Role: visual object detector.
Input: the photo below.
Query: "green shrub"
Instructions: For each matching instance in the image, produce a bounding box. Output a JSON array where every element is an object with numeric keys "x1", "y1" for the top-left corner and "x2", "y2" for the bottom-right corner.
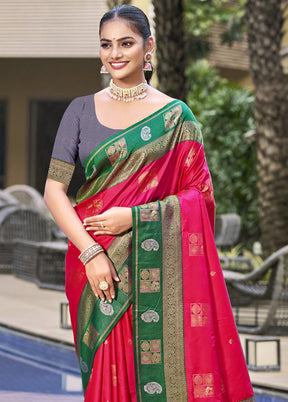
[{"x1": 186, "y1": 60, "x2": 259, "y2": 247}]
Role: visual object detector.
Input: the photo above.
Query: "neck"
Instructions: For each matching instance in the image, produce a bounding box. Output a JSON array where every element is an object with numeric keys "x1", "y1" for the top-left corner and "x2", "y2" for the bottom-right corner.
[{"x1": 112, "y1": 73, "x2": 147, "y2": 89}]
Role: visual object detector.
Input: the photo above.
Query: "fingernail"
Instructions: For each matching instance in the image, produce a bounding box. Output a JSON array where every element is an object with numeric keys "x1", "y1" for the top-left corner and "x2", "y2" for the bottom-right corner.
[
  {"x1": 93, "y1": 232, "x2": 97, "y2": 235},
  {"x1": 101, "y1": 298, "x2": 105, "y2": 302},
  {"x1": 111, "y1": 295, "x2": 115, "y2": 299},
  {"x1": 109, "y1": 299, "x2": 112, "y2": 303},
  {"x1": 116, "y1": 277, "x2": 120, "y2": 282},
  {"x1": 95, "y1": 294, "x2": 98, "y2": 298}
]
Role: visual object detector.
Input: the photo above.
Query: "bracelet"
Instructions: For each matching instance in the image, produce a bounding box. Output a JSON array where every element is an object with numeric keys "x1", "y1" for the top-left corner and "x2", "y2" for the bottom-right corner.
[{"x1": 79, "y1": 243, "x2": 104, "y2": 265}]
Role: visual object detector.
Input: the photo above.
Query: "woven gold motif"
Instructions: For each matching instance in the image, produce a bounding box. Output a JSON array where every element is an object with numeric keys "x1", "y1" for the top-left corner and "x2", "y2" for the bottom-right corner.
[
  {"x1": 189, "y1": 233, "x2": 204, "y2": 256},
  {"x1": 181, "y1": 120, "x2": 203, "y2": 143},
  {"x1": 82, "y1": 322, "x2": 99, "y2": 350},
  {"x1": 191, "y1": 303, "x2": 210, "y2": 327},
  {"x1": 86, "y1": 198, "x2": 103, "y2": 216},
  {"x1": 47, "y1": 158, "x2": 75, "y2": 186},
  {"x1": 111, "y1": 364, "x2": 117, "y2": 387},
  {"x1": 140, "y1": 205, "x2": 160, "y2": 222},
  {"x1": 138, "y1": 169, "x2": 159, "y2": 192},
  {"x1": 105, "y1": 137, "x2": 128, "y2": 166},
  {"x1": 185, "y1": 147, "x2": 197, "y2": 168},
  {"x1": 193, "y1": 373, "x2": 214, "y2": 398},
  {"x1": 140, "y1": 269, "x2": 160, "y2": 293},
  {"x1": 116, "y1": 264, "x2": 131, "y2": 295},
  {"x1": 141, "y1": 340, "x2": 161, "y2": 365},
  {"x1": 163, "y1": 105, "x2": 182, "y2": 131}
]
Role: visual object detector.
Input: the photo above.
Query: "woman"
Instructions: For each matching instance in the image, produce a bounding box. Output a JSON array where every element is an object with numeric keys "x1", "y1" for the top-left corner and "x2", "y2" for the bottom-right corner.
[{"x1": 44, "y1": 5, "x2": 255, "y2": 402}]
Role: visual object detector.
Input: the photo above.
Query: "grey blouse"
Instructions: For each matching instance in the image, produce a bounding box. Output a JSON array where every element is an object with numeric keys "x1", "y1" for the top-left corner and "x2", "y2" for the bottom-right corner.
[{"x1": 48, "y1": 94, "x2": 121, "y2": 185}]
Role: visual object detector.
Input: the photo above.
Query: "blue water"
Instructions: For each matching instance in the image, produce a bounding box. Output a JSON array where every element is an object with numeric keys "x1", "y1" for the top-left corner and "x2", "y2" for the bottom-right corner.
[
  {"x1": 0, "y1": 327, "x2": 287, "y2": 401},
  {"x1": 0, "y1": 327, "x2": 83, "y2": 400}
]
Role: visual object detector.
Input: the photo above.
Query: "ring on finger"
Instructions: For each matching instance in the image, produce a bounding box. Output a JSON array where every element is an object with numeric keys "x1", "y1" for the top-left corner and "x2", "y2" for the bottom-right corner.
[
  {"x1": 99, "y1": 280, "x2": 109, "y2": 291},
  {"x1": 100, "y1": 221, "x2": 104, "y2": 228}
]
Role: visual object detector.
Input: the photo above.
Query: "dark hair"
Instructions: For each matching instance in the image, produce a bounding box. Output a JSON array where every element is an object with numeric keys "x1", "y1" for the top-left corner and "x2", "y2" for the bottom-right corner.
[{"x1": 99, "y1": 5, "x2": 153, "y2": 83}]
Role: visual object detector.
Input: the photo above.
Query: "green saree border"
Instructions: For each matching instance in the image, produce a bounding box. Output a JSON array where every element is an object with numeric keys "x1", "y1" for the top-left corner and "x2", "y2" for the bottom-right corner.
[
  {"x1": 76, "y1": 232, "x2": 133, "y2": 392},
  {"x1": 132, "y1": 197, "x2": 187, "y2": 401},
  {"x1": 85, "y1": 99, "x2": 179, "y2": 171}
]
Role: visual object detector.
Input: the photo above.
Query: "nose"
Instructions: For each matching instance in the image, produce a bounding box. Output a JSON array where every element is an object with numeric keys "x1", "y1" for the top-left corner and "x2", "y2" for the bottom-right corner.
[{"x1": 110, "y1": 44, "x2": 122, "y2": 59}]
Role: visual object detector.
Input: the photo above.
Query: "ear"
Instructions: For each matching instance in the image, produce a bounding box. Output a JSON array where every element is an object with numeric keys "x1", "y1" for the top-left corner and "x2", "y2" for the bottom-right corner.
[{"x1": 145, "y1": 36, "x2": 155, "y2": 54}]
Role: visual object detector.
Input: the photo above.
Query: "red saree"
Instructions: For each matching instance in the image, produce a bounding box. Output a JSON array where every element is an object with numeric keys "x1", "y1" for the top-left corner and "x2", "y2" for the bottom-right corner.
[{"x1": 65, "y1": 100, "x2": 255, "y2": 401}]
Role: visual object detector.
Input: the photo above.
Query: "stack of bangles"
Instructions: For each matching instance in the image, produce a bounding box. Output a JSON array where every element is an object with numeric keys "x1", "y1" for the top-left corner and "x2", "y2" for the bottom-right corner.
[{"x1": 78, "y1": 243, "x2": 104, "y2": 265}]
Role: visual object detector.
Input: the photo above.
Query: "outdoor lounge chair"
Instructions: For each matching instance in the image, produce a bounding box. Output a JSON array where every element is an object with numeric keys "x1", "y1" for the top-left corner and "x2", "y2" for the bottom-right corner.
[
  {"x1": 223, "y1": 245, "x2": 288, "y2": 334},
  {"x1": 4, "y1": 184, "x2": 50, "y2": 216}
]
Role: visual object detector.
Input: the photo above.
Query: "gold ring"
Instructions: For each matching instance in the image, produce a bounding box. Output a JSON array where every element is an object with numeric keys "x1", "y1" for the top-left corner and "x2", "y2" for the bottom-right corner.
[{"x1": 99, "y1": 281, "x2": 109, "y2": 291}]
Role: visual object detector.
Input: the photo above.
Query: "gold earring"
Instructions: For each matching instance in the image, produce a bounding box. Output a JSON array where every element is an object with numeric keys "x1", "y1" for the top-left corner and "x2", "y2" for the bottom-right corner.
[
  {"x1": 143, "y1": 52, "x2": 153, "y2": 71},
  {"x1": 100, "y1": 65, "x2": 109, "y2": 74}
]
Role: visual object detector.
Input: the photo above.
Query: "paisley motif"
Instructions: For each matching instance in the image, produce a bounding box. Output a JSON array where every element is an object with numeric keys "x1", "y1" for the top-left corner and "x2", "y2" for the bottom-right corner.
[
  {"x1": 99, "y1": 300, "x2": 114, "y2": 316},
  {"x1": 80, "y1": 357, "x2": 88, "y2": 373},
  {"x1": 141, "y1": 310, "x2": 160, "y2": 323},
  {"x1": 144, "y1": 382, "x2": 163, "y2": 394},
  {"x1": 141, "y1": 126, "x2": 152, "y2": 141},
  {"x1": 141, "y1": 239, "x2": 159, "y2": 252}
]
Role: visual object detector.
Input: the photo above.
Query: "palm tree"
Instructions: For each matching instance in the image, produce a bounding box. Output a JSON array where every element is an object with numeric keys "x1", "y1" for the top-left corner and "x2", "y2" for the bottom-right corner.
[
  {"x1": 152, "y1": 0, "x2": 186, "y2": 100},
  {"x1": 246, "y1": 0, "x2": 288, "y2": 257}
]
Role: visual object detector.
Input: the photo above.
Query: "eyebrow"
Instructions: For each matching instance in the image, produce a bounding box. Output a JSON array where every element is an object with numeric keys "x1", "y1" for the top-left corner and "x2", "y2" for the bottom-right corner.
[{"x1": 100, "y1": 36, "x2": 135, "y2": 43}]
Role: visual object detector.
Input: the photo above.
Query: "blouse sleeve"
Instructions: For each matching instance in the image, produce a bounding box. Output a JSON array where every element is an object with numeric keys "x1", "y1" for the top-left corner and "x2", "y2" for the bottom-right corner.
[{"x1": 47, "y1": 98, "x2": 81, "y2": 186}]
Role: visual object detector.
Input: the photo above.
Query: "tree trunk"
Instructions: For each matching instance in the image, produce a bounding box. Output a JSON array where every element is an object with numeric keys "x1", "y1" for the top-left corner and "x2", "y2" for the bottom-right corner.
[
  {"x1": 246, "y1": 0, "x2": 288, "y2": 257},
  {"x1": 152, "y1": 0, "x2": 186, "y2": 100}
]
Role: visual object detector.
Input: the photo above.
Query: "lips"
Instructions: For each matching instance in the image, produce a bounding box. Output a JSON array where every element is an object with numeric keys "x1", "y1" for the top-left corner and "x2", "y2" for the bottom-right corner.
[{"x1": 109, "y1": 61, "x2": 129, "y2": 70}]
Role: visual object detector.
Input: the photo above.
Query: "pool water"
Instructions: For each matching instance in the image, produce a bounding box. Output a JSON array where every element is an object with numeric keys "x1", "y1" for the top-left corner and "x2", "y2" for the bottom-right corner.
[
  {"x1": 0, "y1": 327, "x2": 83, "y2": 401},
  {"x1": 0, "y1": 327, "x2": 287, "y2": 402}
]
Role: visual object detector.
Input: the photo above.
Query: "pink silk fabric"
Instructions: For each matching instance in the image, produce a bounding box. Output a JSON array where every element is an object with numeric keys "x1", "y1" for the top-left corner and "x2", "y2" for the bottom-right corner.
[{"x1": 65, "y1": 113, "x2": 254, "y2": 401}]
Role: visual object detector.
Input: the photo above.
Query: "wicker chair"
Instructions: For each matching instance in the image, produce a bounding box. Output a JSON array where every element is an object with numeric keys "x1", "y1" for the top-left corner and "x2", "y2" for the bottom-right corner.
[
  {"x1": 4, "y1": 184, "x2": 50, "y2": 216},
  {"x1": 0, "y1": 206, "x2": 54, "y2": 274},
  {"x1": 13, "y1": 240, "x2": 67, "y2": 290},
  {"x1": 223, "y1": 245, "x2": 288, "y2": 334},
  {"x1": 0, "y1": 190, "x2": 19, "y2": 209}
]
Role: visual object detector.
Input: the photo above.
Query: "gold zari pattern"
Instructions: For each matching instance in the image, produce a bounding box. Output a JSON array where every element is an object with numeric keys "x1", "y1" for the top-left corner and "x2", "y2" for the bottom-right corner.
[
  {"x1": 191, "y1": 303, "x2": 210, "y2": 327},
  {"x1": 47, "y1": 158, "x2": 75, "y2": 186},
  {"x1": 140, "y1": 340, "x2": 161, "y2": 365}
]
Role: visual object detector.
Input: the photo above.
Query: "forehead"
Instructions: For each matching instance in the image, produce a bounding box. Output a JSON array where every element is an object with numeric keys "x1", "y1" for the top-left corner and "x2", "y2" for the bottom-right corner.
[{"x1": 100, "y1": 18, "x2": 142, "y2": 39}]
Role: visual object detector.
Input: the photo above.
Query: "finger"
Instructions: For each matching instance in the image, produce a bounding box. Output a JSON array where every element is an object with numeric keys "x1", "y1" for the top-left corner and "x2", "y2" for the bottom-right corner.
[
  {"x1": 106, "y1": 278, "x2": 115, "y2": 301},
  {"x1": 88, "y1": 277, "x2": 99, "y2": 298},
  {"x1": 93, "y1": 229, "x2": 114, "y2": 236},
  {"x1": 110, "y1": 265, "x2": 120, "y2": 282},
  {"x1": 98, "y1": 290, "x2": 105, "y2": 301}
]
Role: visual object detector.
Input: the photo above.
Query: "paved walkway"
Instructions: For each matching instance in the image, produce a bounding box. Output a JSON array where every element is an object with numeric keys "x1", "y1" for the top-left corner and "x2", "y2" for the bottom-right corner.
[{"x1": 0, "y1": 274, "x2": 288, "y2": 394}]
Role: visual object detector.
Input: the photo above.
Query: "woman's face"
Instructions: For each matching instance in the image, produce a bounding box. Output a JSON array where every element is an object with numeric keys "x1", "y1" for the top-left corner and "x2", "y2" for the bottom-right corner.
[{"x1": 100, "y1": 18, "x2": 153, "y2": 86}]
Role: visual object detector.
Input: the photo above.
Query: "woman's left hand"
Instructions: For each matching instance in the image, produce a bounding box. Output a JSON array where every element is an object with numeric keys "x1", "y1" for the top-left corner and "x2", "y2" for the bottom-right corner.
[{"x1": 84, "y1": 207, "x2": 132, "y2": 236}]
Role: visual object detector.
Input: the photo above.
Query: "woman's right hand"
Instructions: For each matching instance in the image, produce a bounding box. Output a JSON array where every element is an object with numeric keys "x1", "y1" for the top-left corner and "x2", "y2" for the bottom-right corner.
[{"x1": 85, "y1": 252, "x2": 120, "y2": 303}]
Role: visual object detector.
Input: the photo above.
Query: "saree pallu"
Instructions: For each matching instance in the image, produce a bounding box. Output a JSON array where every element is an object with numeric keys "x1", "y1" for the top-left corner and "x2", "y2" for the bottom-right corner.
[{"x1": 65, "y1": 100, "x2": 255, "y2": 401}]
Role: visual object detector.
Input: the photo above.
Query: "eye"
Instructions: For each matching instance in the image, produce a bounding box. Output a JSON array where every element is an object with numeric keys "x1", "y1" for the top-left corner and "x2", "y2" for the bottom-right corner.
[
  {"x1": 122, "y1": 41, "x2": 134, "y2": 47},
  {"x1": 100, "y1": 42, "x2": 111, "y2": 49}
]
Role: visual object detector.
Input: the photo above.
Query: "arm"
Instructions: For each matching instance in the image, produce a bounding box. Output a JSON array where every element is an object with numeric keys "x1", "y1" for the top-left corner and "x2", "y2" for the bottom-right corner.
[{"x1": 44, "y1": 178, "x2": 119, "y2": 302}]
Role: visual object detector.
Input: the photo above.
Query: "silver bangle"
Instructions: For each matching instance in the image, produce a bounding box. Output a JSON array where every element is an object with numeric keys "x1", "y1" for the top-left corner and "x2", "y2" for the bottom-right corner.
[{"x1": 79, "y1": 243, "x2": 104, "y2": 265}]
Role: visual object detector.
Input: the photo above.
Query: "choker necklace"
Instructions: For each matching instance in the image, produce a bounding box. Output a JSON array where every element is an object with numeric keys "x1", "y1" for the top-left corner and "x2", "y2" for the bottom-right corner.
[{"x1": 108, "y1": 79, "x2": 148, "y2": 102}]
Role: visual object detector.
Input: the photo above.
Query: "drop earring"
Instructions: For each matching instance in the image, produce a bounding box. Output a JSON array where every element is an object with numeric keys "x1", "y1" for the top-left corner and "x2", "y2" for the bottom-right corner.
[
  {"x1": 100, "y1": 65, "x2": 109, "y2": 74},
  {"x1": 143, "y1": 52, "x2": 153, "y2": 71}
]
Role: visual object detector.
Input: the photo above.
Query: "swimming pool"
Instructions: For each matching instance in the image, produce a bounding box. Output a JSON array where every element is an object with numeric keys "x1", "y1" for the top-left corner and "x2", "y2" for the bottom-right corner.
[
  {"x1": 0, "y1": 326, "x2": 287, "y2": 401},
  {"x1": 0, "y1": 326, "x2": 83, "y2": 401}
]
